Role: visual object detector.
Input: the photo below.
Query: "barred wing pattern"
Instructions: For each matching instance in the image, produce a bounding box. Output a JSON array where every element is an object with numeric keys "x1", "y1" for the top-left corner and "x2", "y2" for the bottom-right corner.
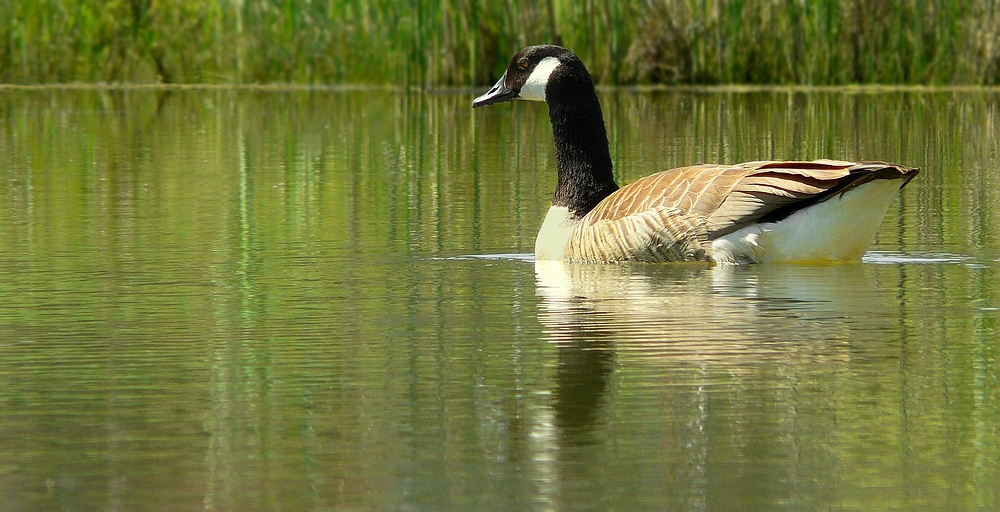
[{"x1": 564, "y1": 160, "x2": 917, "y2": 263}]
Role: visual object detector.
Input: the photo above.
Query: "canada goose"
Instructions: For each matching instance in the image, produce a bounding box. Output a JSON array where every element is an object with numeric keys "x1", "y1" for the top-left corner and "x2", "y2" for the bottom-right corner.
[{"x1": 472, "y1": 45, "x2": 919, "y2": 263}]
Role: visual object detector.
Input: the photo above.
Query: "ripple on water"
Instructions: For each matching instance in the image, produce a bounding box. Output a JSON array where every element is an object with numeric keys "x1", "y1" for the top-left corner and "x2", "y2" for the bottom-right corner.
[
  {"x1": 435, "y1": 253, "x2": 536, "y2": 262},
  {"x1": 448, "y1": 251, "x2": 994, "y2": 267},
  {"x1": 863, "y1": 250, "x2": 980, "y2": 265}
]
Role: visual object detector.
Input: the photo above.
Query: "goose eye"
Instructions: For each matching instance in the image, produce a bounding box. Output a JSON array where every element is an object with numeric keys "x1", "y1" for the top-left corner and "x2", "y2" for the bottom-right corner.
[{"x1": 518, "y1": 58, "x2": 529, "y2": 70}]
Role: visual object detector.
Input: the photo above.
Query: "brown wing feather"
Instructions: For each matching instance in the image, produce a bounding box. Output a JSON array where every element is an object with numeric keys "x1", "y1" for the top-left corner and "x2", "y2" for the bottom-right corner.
[{"x1": 565, "y1": 160, "x2": 918, "y2": 262}]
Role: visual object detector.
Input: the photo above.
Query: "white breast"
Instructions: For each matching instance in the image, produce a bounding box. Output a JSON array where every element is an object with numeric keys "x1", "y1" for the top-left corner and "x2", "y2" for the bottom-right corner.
[{"x1": 534, "y1": 206, "x2": 581, "y2": 260}]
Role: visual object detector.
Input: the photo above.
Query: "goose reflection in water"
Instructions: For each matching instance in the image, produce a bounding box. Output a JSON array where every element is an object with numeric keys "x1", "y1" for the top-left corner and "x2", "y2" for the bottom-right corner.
[
  {"x1": 533, "y1": 260, "x2": 894, "y2": 361},
  {"x1": 528, "y1": 261, "x2": 899, "y2": 506}
]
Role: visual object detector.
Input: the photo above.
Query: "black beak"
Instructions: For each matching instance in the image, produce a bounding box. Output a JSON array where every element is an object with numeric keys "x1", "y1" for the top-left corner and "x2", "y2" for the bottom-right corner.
[{"x1": 473, "y1": 73, "x2": 517, "y2": 108}]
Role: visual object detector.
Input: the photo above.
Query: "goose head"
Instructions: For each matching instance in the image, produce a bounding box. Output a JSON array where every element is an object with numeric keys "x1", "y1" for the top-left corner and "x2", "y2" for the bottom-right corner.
[
  {"x1": 472, "y1": 46, "x2": 618, "y2": 220},
  {"x1": 473, "y1": 45, "x2": 586, "y2": 107}
]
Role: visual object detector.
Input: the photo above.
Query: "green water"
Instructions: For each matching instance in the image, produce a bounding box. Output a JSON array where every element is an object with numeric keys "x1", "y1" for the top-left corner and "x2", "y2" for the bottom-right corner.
[{"x1": 0, "y1": 89, "x2": 998, "y2": 510}]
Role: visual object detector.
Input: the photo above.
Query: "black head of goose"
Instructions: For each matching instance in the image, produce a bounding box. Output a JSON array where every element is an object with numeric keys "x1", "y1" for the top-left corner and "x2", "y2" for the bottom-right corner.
[{"x1": 473, "y1": 45, "x2": 919, "y2": 264}]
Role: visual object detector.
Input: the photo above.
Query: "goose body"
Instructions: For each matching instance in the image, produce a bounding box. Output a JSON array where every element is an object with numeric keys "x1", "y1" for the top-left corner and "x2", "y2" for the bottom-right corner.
[{"x1": 473, "y1": 45, "x2": 918, "y2": 263}]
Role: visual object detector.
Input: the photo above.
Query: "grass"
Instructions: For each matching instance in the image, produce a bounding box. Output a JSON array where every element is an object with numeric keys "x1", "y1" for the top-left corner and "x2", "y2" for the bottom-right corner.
[{"x1": 2, "y1": 0, "x2": 999, "y2": 86}]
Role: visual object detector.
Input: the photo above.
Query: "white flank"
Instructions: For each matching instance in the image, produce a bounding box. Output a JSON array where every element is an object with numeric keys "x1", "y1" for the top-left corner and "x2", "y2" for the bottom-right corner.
[
  {"x1": 710, "y1": 178, "x2": 903, "y2": 263},
  {"x1": 535, "y1": 205, "x2": 581, "y2": 260},
  {"x1": 519, "y1": 57, "x2": 561, "y2": 102}
]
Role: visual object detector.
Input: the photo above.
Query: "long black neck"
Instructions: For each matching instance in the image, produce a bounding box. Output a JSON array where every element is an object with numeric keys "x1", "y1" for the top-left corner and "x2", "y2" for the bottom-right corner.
[{"x1": 547, "y1": 85, "x2": 618, "y2": 218}]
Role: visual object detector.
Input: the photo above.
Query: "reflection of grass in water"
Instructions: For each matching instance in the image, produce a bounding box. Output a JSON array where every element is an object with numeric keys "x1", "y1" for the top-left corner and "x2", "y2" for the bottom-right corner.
[
  {"x1": 0, "y1": 89, "x2": 996, "y2": 261},
  {"x1": 2, "y1": 0, "x2": 1000, "y2": 86},
  {"x1": 0, "y1": 88, "x2": 996, "y2": 512}
]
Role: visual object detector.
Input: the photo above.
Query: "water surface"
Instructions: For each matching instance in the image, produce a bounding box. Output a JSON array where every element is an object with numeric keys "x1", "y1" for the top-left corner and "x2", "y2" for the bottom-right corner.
[{"x1": 1, "y1": 88, "x2": 998, "y2": 510}]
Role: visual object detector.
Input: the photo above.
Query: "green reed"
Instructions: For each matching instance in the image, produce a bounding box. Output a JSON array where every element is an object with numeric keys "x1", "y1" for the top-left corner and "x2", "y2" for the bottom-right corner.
[{"x1": 2, "y1": 0, "x2": 999, "y2": 86}]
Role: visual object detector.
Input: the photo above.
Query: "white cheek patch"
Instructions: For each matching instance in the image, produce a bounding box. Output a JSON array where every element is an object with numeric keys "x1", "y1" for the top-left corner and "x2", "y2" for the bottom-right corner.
[{"x1": 519, "y1": 57, "x2": 560, "y2": 102}]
